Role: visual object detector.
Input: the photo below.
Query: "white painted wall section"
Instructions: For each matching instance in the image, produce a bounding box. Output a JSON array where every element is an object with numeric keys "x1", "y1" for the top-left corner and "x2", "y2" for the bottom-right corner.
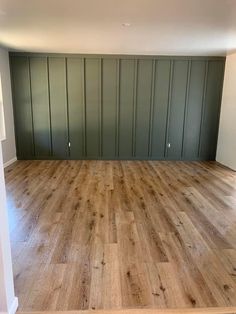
[{"x1": 216, "y1": 53, "x2": 236, "y2": 171}]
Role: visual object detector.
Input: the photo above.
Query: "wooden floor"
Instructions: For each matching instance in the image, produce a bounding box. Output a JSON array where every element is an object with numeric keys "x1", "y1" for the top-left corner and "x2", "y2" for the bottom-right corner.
[
  {"x1": 16, "y1": 307, "x2": 236, "y2": 314},
  {"x1": 5, "y1": 160, "x2": 236, "y2": 312}
]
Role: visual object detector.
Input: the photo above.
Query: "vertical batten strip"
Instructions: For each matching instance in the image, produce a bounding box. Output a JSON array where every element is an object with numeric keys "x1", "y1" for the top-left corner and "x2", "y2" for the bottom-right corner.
[
  {"x1": 28, "y1": 57, "x2": 35, "y2": 157},
  {"x1": 181, "y1": 60, "x2": 192, "y2": 158},
  {"x1": 198, "y1": 60, "x2": 209, "y2": 158},
  {"x1": 164, "y1": 60, "x2": 174, "y2": 158},
  {"x1": 132, "y1": 59, "x2": 138, "y2": 157},
  {"x1": 116, "y1": 59, "x2": 120, "y2": 157},
  {"x1": 46, "y1": 57, "x2": 53, "y2": 156},
  {"x1": 82, "y1": 58, "x2": 87, "y2": 157},
  {"x1": 148, "y1": 59, "x2": 156, "y2": 157},
  {"x1": 215, "y1": 61, "x2": 226, "y2": 149},
  {"x1": 65, "y1": 57, "x2": 70, "y2": 157},
  {"x1": 100, "y1": 58, "x2": 103, "y2": 157}
]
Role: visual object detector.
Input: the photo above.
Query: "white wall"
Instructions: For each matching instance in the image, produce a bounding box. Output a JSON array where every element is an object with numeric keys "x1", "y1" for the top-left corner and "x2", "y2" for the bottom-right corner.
[
  {"x1": 216, "y1": 53, "x2": 236, "y2": 171},
  {"x1": 0, "y1": 47, "x2": 16, "y2": 167}
]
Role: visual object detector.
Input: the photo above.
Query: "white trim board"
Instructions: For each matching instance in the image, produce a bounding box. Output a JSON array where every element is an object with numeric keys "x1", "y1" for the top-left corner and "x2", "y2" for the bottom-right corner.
[
  {"x1": 1, "y1": 297, "x2": 19, "y2": 314},
  {"x1": 9, "y1": 297, "x2": 18, "y2": 314},
  {"x1": 0, "y1": 143, "x2": 18, "y2": 314},
  {"x1": 3, "y1": 157, "x2": 17, "y2": 168}
]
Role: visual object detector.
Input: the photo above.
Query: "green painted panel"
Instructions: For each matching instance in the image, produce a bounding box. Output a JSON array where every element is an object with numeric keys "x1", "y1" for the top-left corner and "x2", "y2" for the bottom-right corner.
[
  {"x1": 200, "y1": 61, "x2": 224, "y2": 160},
  {"x1": 30, "y1": 57, "x2": 51, "y2": 157},
  {"x1": 183, "y1": 61, "x2": 206, "y2": 159},
  {"x1": 151, "y1": 60, "x2": 171, "y2": 158},
  {"x1": 67, "y1": 58, "x2": 84, "y2": 158},
  {"x1": 135, "y1": 59, "x2": 152, "y2": 157},
  {"x1": 119, "y1": 59, "x2": 135, "y2": 158},
  {"x1": 85, "y1": 58, "x2": 101, "y2": 157},
  {"x1": 48, "y1": 57, "x2": 69, "y2": 158},
  {"x1": 11, "y1": 57, "x2": 34, "y2": 158},
  {"x1": 102, "y1": 59, "x2": 117, "y2": 158},
  {"x1": 167, "y1": 60, "x2": 188, "y2": 159}
]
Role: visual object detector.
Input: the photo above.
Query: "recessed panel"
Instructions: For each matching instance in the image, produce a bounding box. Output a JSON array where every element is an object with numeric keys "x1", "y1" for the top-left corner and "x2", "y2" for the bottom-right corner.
[
  {"x1": 119, "y1": 59, "x2": 135, "y2": 158},
  {"x1": 151, "y1": 60, "x2": 171, "y2": 159},
  {"x1": 167, "y1": 60, "x2": 188, "y2": 159},
  {"x1": 102, "y1": 59, "x2": 118, "y2": 158},
  {"x1": 67, "y1": 58, "x2": 84, "y2": 158},
  {"x1": 135, "y1": 59, "x2": 153, "y2": 157},
  {"x1": 11, "y1": 57, "x2": 34, "y2": 158},
  {"x1": 85, "y1": 58, "x2": 101, "y2": 157},
  {"x1": 30, "y1": 57, "x2": 51, "y2": 157},
  {"x1": 48, "y1": 57, "x2": 68, "y2": 158}
]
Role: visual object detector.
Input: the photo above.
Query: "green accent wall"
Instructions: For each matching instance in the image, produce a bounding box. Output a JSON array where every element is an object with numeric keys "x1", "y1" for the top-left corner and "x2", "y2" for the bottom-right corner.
[{"x1": 9, "y1": 53, "x2": 225, "y2": 160}]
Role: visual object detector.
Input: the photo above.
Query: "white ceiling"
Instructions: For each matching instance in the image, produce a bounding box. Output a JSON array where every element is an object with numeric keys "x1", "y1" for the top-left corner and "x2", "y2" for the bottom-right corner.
[{"x1": 0, "y1": 0, "x2": 236, "y2": 56}]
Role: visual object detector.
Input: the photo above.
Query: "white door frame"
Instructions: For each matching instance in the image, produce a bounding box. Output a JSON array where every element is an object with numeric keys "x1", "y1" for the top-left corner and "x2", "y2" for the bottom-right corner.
[{"x1": 0, "y1": 144, "x2": 18, "y2": 314}]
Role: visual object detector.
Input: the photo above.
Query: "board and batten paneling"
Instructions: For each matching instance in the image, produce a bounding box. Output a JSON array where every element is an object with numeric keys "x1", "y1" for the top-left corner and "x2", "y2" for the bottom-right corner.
[{"x1": 10, "y1": 53, "x2": 225, "y2": 161}]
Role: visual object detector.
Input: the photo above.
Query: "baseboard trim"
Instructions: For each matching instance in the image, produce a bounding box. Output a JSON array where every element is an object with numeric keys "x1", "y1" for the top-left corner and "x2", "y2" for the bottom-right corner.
[
  {"x1": 3, "y1": 157, "x2": 17, "y2": 168},
  {"x1": 215, "y1": 160, "x2": 236, "y2": 172},
  {"x1": 0, "y1": 297, "x2": 18, "y2": 314},
  {"x1": 8, "y1": 297, "x2": 18, "y2": 314}
]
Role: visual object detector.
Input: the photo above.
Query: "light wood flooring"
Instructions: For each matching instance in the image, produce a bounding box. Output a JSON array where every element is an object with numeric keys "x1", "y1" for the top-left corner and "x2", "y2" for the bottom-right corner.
[
  {"x1": 5, "y1": 160, "x2": 236, "y2": 312},
  {"x1": 16, "y1": 307, "x2": 236, "y2": 314}
]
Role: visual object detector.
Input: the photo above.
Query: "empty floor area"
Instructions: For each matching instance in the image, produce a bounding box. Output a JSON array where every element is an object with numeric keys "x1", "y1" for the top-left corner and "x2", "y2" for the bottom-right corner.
[{"x1": 5, "y1": 160, "x2": 236, "y2": 312}]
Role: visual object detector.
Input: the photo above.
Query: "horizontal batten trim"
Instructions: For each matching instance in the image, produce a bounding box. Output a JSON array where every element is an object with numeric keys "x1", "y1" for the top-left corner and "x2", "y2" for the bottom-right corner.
[{"x1": 9, "y1": 52, "x2": 226, "y2": 62}]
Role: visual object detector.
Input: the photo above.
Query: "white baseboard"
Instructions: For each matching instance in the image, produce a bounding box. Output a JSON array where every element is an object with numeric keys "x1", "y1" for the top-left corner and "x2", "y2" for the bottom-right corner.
[
  {"x1": 3, "y1": 157, "x2": 17, "y2": 168},
  {"x1": 8, "y1": 297, "x2": 18, "y2": 314},
  {"x1": 0, "y1": 297, "x2": 18, "y2": 314}
]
